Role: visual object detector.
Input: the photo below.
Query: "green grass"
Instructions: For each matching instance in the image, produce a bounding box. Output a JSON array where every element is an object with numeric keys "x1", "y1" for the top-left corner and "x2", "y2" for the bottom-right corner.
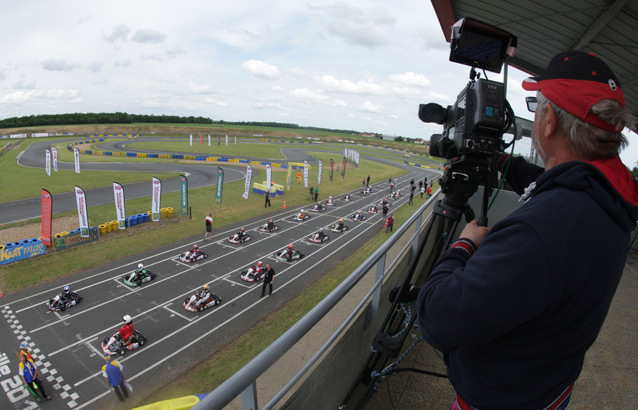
[
  {"x1": 127, "y1": 140, "x2": 288, "y2": 159},
  {"x1": 0, "y1": 153, "x2": 407, "y2": 293},
  {"x1": 138, "y1": 184, "x2": 436, "y2": 405},
  {"x1": 0, "y1": 139, "x2": 179, "y2": 203}
]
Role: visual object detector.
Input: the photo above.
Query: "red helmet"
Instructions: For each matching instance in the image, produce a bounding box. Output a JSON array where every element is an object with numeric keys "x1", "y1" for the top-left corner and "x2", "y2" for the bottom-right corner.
[
  {"x1": 240, "y1": 228, "x2": 245, "y2": 232},
  {"x1": 257, "y1": 261, "x2": 263, "y2": 267},
  {"x1": 288, "y1": 244, "x2": 294, "y2": 249}
]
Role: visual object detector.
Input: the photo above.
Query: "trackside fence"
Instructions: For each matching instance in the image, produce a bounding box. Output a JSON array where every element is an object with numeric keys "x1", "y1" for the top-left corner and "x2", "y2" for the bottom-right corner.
[{"x1": 192, "y1": 189, "x2": 443, "y2": 410}]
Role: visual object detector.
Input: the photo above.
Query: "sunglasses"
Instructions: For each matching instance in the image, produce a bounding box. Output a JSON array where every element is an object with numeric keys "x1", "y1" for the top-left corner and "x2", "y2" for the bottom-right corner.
[{"x1": 526, "y1": 96, "x2": 537, "y2": 112}]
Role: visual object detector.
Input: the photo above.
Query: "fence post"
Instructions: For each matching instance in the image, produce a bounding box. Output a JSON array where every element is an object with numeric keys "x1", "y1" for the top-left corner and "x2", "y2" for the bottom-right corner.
[
  {"x1": 367, "y1": 253, "x2": 386, "y2": 327},
  {"x1": 241, "y1": 381, "x2": 258, "y2": 410}
]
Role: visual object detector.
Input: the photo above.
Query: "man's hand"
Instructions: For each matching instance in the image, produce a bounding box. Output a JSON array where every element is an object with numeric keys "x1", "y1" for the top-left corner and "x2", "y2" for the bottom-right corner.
[{"x1": 459, "y1": 220, "x2": 490, "y2": 248}]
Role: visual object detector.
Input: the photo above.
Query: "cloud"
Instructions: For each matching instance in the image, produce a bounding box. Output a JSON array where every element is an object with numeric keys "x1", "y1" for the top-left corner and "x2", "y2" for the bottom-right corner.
[
  {"x1": 131, "y1": 29, "x2": 167, "y2": 44},
  {"x1": 105, "y1": 24, "x2": 130, "y2": 43},
  {"x1": 359, "y1": 100, "x2": 381, "y2": 113},
  {"x1": 204, "y1": 97, "x2": 228, "y2": 106},
  {"x1": 320, "y1": 75, "x2": 384, "y2": 95},
  {"x1": 114, "y1": 60, "x2": 131, "y2": 68},
  {"x1": 253, "y1": 101, "x2": 283, "y2": 110},
  {"x1": 0, "y1": 89, "x2": 80, "y2": 104},
  {"x1": 88, "y1": 62, "x2": 102, "y2": 73},
  {"x1": 188, "y1": 82, "x2": 212, "y2": 94},
  {"x1": 13, "y1": 78, "x2": 36, "y2": 89},
  {"x1": 289, "y1": 88, "x2": 329, "y2": 102},
  {"x1": 241, "y1": 60, "x2": 279, "y2": 80},
  {"x1": 141, "y1": 47, "x2": 185, "y2": 61},
  {"x1": 42, "y1": 58, "x2": 80, "y2": 72},
  {"x1": 389, "y1": 72, "x2": 430, "y2": 87},
  {"x1": 271, "y1": 86, "x2": 284, "y2": 92}
]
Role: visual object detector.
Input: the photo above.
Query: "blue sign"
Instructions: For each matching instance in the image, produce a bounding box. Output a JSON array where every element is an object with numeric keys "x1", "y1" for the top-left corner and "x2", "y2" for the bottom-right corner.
[{"x1": 0, "y1": 242, "x2": 46, "y2": 265}]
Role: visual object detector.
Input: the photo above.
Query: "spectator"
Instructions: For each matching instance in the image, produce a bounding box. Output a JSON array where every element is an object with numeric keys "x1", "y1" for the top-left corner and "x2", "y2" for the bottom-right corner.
[
  {"x1": 426, "y1": 186, "x2": 432, "y2": 199},
  {"x1": 385, "y1": 214, "x2": 394, "y2": 234},
  {"x1": 19, "y1": 354, "x2": 51, "y2": 402},
  {"x1": 417, "y1": 51, "x2": 637, "y2": 410},
  {"x1": 265, "y1": 191, "x2": 271, "y2": 208},
  {"x1": 308, "y1": 186, "x2": 314, "y2": 200},
  {"x1": 204, "y1": 212, "x2": 213, "y2": 240},
  {"x1": 261, "y1": 263, "x2": 275, "y2": 297},
  {"x1": 409, "y1": 190, "x2": 414, "y2": 205},
  {"x1": 362, "y1": 178, "x2": 366, "y2": 188},
  {"x1": 382, "y1": 203, "x2": 389, "y2": 222},
  {"x1": 390, "y1": 182, "x2": 394, "y2": 193},
  {"x1": 420, "y1": 185, "x2": 425, "y2": 199},
  {"x1": 314, "y1": 186, "x2": 319, "y2": 201},
  {"x1": 102, "y1": 353, "x2": 129, "y2": 402},
  {"x1": 367, "y1": 175, "x2": 370, "y2": 186}
]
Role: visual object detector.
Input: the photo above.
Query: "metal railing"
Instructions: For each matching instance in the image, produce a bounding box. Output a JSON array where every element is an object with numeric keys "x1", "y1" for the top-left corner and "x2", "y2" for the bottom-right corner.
[{"x1": 192, "y1": 190, "x2": 442, "y2": 409}]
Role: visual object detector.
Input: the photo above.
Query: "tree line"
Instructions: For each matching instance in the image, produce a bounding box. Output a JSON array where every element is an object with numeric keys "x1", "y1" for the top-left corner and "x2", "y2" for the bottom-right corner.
[{"x1": 0, "y1": 113, "x2": 213, "y2": 128}]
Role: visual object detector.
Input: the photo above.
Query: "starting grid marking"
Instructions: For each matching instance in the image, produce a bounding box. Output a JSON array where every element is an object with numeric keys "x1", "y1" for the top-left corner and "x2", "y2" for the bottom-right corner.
[{"x1": 2, "y1": 306, "x2": 80, "y2": 408}]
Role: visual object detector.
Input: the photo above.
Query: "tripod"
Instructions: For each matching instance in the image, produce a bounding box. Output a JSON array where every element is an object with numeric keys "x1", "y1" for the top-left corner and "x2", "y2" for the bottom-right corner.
[{"x1": 340, "y1": 156, "x2": 494, "y2": 409}]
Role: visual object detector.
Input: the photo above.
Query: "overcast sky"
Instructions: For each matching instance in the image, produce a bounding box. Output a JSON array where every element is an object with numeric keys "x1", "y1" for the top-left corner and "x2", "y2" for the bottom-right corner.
[{"x1": 1, "y1": 0, "x2": 636, "y2": 166}]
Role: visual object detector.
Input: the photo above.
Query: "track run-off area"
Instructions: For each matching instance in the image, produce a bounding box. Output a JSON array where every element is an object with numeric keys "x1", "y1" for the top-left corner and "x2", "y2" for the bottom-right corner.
[{"x1": 0, "y1": 138, "x2": 438, "y2": 409}]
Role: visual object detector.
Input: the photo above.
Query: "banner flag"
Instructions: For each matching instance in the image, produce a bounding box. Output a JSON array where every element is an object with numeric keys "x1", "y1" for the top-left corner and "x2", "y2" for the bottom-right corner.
[
  {"x1": 200, "y1": 134, "x2": 203, "y2": 146},
  {"x1": 225, "y1": 134, "x2": 228, "y2": 147},
  {"x1": 234, "y1": 136, "x2": 237, "y2": 145},
  {"x1": 180, "y1": 175, "x2": 189, "y2": 215},
  {"x1": 266, "y1": 164, "x2": 272, "y2": 192},
  {"x1": 52, "y1": 147, "x2": 58, "y2": 172},
  {"x1": 208, "y1": 134, "x2": 211, "y2": 146},
  {"x1": 113, "y1": 182, "x2": 127, "y2": 230},
  {"x1": 218, "y1": 135, "x2": 221, "y2": 145},
  {"x1": 189, "y1": 134, "x2": 193, "y2": 146},
  {"x1": 242, "y1": 165, "x2": 252, "y2": 199},
  {"x1": 355, "y1": 151, "x2": 359, "y2": 166},
  {"x1": 45, "y1": 149, "x2": 51, "y2": 176},
  {"x1": 330, "y1": 159, "x2": 334, "y2": 182},
  {"x1": 342, "y1": 157, "x2": 347, "y2": 177},
  {"x1": 152, "y1": 177, "x2": 162, "y2": 221},
  {"x1": 318, "y1": 160, "x2": 323, "y2": 185},
  {"x1": 41, "y1": 189, "x2": 52, "y2": 247},
  {"x1": 304, "y1": 161, "x2": 309, "y2": 188},
  {"x1": 215, "y1": 167, "x2": 224, "y2": 206},
  {"x1": 343, "y1": 147, "x2": 347, "y2": 158},
  {"x1": 75, "y1": 186, "x2": 90, "y2": 237},
  {"x1": 286, "y1": 163, "x2": 292, "y2": 190},
  {"x1": 74, "y1": 148, "x2": 81, "y2": 173}
]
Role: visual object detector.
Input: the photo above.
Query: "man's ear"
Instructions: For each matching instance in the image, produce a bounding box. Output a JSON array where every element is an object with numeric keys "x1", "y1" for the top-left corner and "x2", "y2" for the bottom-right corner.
[{"x1": 542, "y1": 103, "x2": 559, "y2": 139}]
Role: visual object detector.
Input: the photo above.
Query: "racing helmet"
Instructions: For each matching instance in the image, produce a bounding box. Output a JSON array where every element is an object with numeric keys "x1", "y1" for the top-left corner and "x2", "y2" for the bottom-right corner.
[
  {"x1": 300, "y1": 209, "x2": 304, "y2": 213},
  {"x1": 240, "y1": 228, "x2": 245, "y2": 232},
  {"x1": 63, "y1": 285, "x2": 70, "y2": 294},
  {"x1": 269, "y1": 219, "x2": 273, "y2": 223},
  {"x1": 339, "y1": 218, "x2": 344, "y2": 223},
  {"x1": 193, "y1": 244, "x2": 199, "y2": 249},
  {"x1": 329, "y1": 196, "x2": 332, "y2": 199},
  {"x1": 202, "y1": 284, "x2": 209, "y2": 290},
  {"x1": 288, "y1": 244, "x2": 294, "y2": 249},
  {"x1": 122, "y1": 315, "x2": 132, "y2": 324},
  {"x1": 20, "y1": 342, "x2": 29, "y2": 350},
  {"x1": 138, "y1": 263, "x2": 143, "y2": 270},
  {"x1": 257, "y1": 261, "x2": 263, "y2": 267},
  {"x1": 357, "y1": 210, "x2": 361, "y2": 214}
]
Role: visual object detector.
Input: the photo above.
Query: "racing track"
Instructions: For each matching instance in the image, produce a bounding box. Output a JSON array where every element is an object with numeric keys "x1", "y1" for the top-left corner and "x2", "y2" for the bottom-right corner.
[{"x1": 0, "y1": 137, "x2": 439, "y2": 409}]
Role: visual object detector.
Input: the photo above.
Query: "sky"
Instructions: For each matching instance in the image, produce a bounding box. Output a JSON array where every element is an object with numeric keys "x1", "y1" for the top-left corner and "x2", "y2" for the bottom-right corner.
[{"x1": 1, "y1": 0, "x2": 636, "y2": 167}]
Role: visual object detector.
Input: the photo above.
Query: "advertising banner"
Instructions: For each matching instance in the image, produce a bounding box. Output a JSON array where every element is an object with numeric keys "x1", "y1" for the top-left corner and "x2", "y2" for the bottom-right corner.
[
  {"x1": 41, "y1": 189, "x2": 52, "y2": 247},
  {"x1": 208, "y1": 134, "x2": 211, "y2": 146},
  {"x1": 53, "y1": 226, "x2": 99, "y2": 252},
  {"x1": 45, "y1": 149, "x2": 51, "y2": 176},
  {"x1": 189, "y1": 134, "x2": 193, "y2": 146},
  {"x1": 52, "y1": 147, "x2": 58, "y2": 172},
  {"x1": 74, "y1": 148, "x2": 81, "y2": 173},
  {"x1": 152, "y1": 177, "x2": 161, "y2": 221},
  {"x1": 0, "y1": 241, "x2": 46, "y2": 266},
  {"x1": 225, "y1": 134, "x2": 228, "y2": 146},
  {"x1": 234, "y1": 136, "x2": 237, "y2": 145},
  {"x1": 342, "y1": 157, "x2": 347, "y2": 177},
  {"x1": 266, "y1": 164, "x2": 272, "y2": 192},
  {"x1": 286, "y1": 163, "x2": 292, "y2": 190},
  {"x1": 215, "y1": 167, "x2": 224, "y2": 206},
  {"x1": 242, "y1": 165, "x2": 252, "y2": 199},
  {"x1": 330, "y1": 159, "x2": 334, "y2": 182},
  {"x1": 318, "y1": 160, "x2": 323, "y2": 185},
  {"x1": 180, "y1": 175, "x2": 189, "y2": 215},
  {"x1": 304, "y1": 161, "x2": 309, "y2": 188},
  {"x1": 75, "y1": 186, "x2": 90, "y2": 237},
  {"x1": 113, "y1": 182, "x2": 126, "y2": 229},
  {"x1": 200, "y1": 134, "x2": 203, "y2": 146}
]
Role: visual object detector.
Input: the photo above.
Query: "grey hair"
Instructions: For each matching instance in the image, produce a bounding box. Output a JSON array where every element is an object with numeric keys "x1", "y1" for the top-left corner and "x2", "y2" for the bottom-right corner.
[{"x1": 536, "y1": 91, "x2": 632, "y2": 160}]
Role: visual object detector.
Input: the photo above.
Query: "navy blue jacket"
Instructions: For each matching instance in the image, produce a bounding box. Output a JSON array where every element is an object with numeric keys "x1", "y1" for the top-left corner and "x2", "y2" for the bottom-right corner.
[{"x1": 417, "y1": 155, "x2": 638, "y2": 409}]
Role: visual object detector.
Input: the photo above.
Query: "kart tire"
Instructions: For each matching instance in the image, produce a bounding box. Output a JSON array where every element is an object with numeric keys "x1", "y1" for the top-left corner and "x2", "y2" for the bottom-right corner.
[
  {"x1": 198, "y1": 305, "x2": 205, "y2": 312},
  {"x1": 77, "y1": 297, "x2": 83, "y2": 303},
  {"x1": 119, "y1": 349, "x2": 126, "y2": 356},
  {"x1": 60, "y1": 305, "x2": 66, "y2": 312},
  {"x1": 138, "y1": 338, "x2": 146, "y2": 346}
]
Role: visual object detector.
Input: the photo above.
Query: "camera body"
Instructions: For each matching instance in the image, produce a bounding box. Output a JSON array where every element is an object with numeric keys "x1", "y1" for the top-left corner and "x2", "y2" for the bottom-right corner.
[{"x1": 423, "y1": 78, "x2": 506, "y2": 159}]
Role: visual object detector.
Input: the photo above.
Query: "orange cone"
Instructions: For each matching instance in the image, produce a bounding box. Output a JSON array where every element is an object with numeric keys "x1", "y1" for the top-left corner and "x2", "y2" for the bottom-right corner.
[{"x1": 282, "y1": 201, "x2": 287, "y2": 209}]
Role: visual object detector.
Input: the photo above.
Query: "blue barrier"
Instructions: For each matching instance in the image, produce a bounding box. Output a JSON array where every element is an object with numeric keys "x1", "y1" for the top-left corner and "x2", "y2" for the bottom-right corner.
[
  {"x1": 136, "y1": 214, "x2": 146, "y2": 223},
  {"x1": 196, "y1": 156, "x2": 207, "y2": 161},
  {"x1": 129, "y1": 215, "x2": 138, "y2": 227},
  {"x1": 126, "y1": 152, "x2": 136, "y2": 157},
  {"x1": 104, "y1": 151, "x2": 112, "y2": 156},
  {"x1": 143, "y1": 213, "x2": 150, "y2": 223},
  {"x1": 4, "y1": 243, "x2": 13, "y2": 249},
  {"x1": 85, "y1": 150, "x2": 92, "y2": 154}
]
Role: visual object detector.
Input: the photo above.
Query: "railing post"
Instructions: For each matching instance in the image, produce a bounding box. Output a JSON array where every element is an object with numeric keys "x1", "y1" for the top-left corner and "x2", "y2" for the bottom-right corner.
[
  {"x1": 242, "y1": 381, "x2": 258, "y2": 410},
  {"x1": 368, "y1": 253, "x2": 386, "y2": 327},
  {"x1": 411, "y1": 212, "x2": 422, "y2": 257}
]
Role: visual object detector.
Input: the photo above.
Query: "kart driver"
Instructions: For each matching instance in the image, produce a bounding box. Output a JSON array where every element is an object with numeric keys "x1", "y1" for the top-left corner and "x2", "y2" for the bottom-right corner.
[
  {"x1": 337, "y1": 218, "x2": 345, "y2": 232},
  {"x1": 285, "y1": 244, "x2": 295, "y2": 261},
  {"x1": 298, "y1": 210, "x2": 306, "y2": 219},
  {"x1": 57, "y1": 285, "x2": 76, "y2": 306},
  {"x1": 119, "y1": 315, "x2": 134, "y2": 344},
  {"x1": 237, "y1": 228, "x2": 247, "y2": 240},
  {"x1": 267, "y1": 219, "x2": 276, "y2": 231},
  {"x1": 195, "y1": 284, "x2": 211, "y2": 307},
  {"x1": 314, "y1": 230, "x2": 325, "y2": 240},
  {"x1": 327, "y1": 196, "x2": 334, "y2": 205},
  {"x1": 253, "y1": 261, "x2": 264, "y2": 279},
  {"x1": 353, "y1": 210, "x2": 363, "y2": 221},
  {"x1": 189, "y1": 244, "x2": 201, "y2": 255}
]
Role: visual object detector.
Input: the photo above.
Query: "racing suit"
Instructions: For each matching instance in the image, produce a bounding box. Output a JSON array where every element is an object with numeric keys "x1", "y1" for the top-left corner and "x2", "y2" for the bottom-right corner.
[
  {"x1": 267, "y1": 222, "x2": 275, "y2": 231},
  {"x1": 337, "y1": 222, "x2": 345, "y2": 232},
  {"x1": 119, "y1": 323, "x2": 134, "y2": 343},
  {"x1": 285, "y1": 248, "x2": 294, "y2": 261},
  {"x1": 195, "y1": 289, "x2": 211, "y2": 306}
]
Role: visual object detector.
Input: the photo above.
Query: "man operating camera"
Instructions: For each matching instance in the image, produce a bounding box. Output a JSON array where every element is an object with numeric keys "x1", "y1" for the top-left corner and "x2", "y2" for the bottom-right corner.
[{"x1": 417, "y1": 51, "x2": 637, "y2": 409}]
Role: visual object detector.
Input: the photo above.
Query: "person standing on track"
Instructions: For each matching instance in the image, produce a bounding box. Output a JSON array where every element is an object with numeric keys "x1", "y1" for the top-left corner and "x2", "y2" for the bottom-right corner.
[
  {"x1": 261, "y1": 263, "x2": 275, "y2": 297},
  {"x1": 204, "y1": 212, "x2": 213, "y2": 240},
  {"x1": 19, "y1": 354, "x2": 51, "y2": 402},
  {"x1": 265, "y1": 191, "x2": 271, "y2": 208},
  {"x1": 102, "y1": 353, "x2": 129, "y2": 402}
]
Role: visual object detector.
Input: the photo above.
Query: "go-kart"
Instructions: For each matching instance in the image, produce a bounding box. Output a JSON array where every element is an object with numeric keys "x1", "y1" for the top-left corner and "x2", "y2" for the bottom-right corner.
[
  {"x1": 308, "y1": 231, "x2": 329, "y2": 243},
  {"x1": 351, "y1": 213, "x2": 366, "y2": 222},
  {"x1": 310, "y1": 204, "x2": 326, "y2": 212},
  {"x1": 229, "y1": 233, "x2": 252, "y2": 244},
  {"x1": 390, "y1": 191, "x2": 402, "y2": 200},
  {"x1": 325, "y1": 198, "x2": 335, "y2": 206},
  {"x1": 341, "y1": 194, "x2": 352, "y2": 202},
  {"x1": 292, "y1": 213, "x2": 310, "y2": 221},
  {"x1": 258, "y1": 223, "x2": 279, "y2": 233},
  {"x1": 329, "y1": 223, "x2": 349, "y2": 233},
  {"x1": 102, "y1": 330, "x2": 147, "y2": 356},
  {"x1": 183, "y1": 292, "x2": 222, "y2": 312},
  {"x1": 179, "y1": 250, "x2": 208, "y2": 263},
  {"x1": 240, "y1": 265, "x2": 265, "y2": 282},
  {"x1": 275, "y1": 248, "x2": 305, "y2": 262},
  {"x1": 47, "y1": 292, "x2": 82, "y2": 312},
  {"x1": 368, "y1": 205, "x2": 379, "y2": 214},
  {"x1": 360, "y1": 189, "x2": 371, "y2": 196},
  {"x1": 123, "y1": 269, "x2": 156, "y2": 287}
]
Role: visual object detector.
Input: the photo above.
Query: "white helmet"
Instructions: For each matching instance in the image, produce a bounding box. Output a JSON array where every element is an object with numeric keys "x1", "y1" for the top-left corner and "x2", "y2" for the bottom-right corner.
[
  {"x1": 138, "y1": 263, "x2": 143, "y2": 270},
  {"x1": 122, "y1": 315, "x2": 132, "y2": 324},
  {"x1": 300, "y1": 209, "x2": 304, "y2": 213}
]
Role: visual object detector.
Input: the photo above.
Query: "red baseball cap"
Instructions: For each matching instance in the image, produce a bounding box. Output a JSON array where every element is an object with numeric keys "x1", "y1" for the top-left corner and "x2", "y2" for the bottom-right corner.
[{"x1": 522, "y1": 51, "x2": 625, "y2": 132}]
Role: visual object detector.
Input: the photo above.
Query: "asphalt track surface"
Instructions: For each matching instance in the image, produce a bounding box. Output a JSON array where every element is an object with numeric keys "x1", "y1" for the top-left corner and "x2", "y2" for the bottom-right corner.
[{"x1": 0, "y1": 138, "x2": 439, "y2": 409}]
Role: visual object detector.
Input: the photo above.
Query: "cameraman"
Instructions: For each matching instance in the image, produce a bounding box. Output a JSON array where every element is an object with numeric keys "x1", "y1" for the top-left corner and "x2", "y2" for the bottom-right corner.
[{"x1": 417, "y1": 51, "x2": 637, "y2": 410}]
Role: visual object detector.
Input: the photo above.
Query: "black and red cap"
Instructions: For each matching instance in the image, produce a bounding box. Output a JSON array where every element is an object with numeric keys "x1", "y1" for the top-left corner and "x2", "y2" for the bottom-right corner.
[{"x1": 522, "y1": 51, "x2": 625, "y2": 132}]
